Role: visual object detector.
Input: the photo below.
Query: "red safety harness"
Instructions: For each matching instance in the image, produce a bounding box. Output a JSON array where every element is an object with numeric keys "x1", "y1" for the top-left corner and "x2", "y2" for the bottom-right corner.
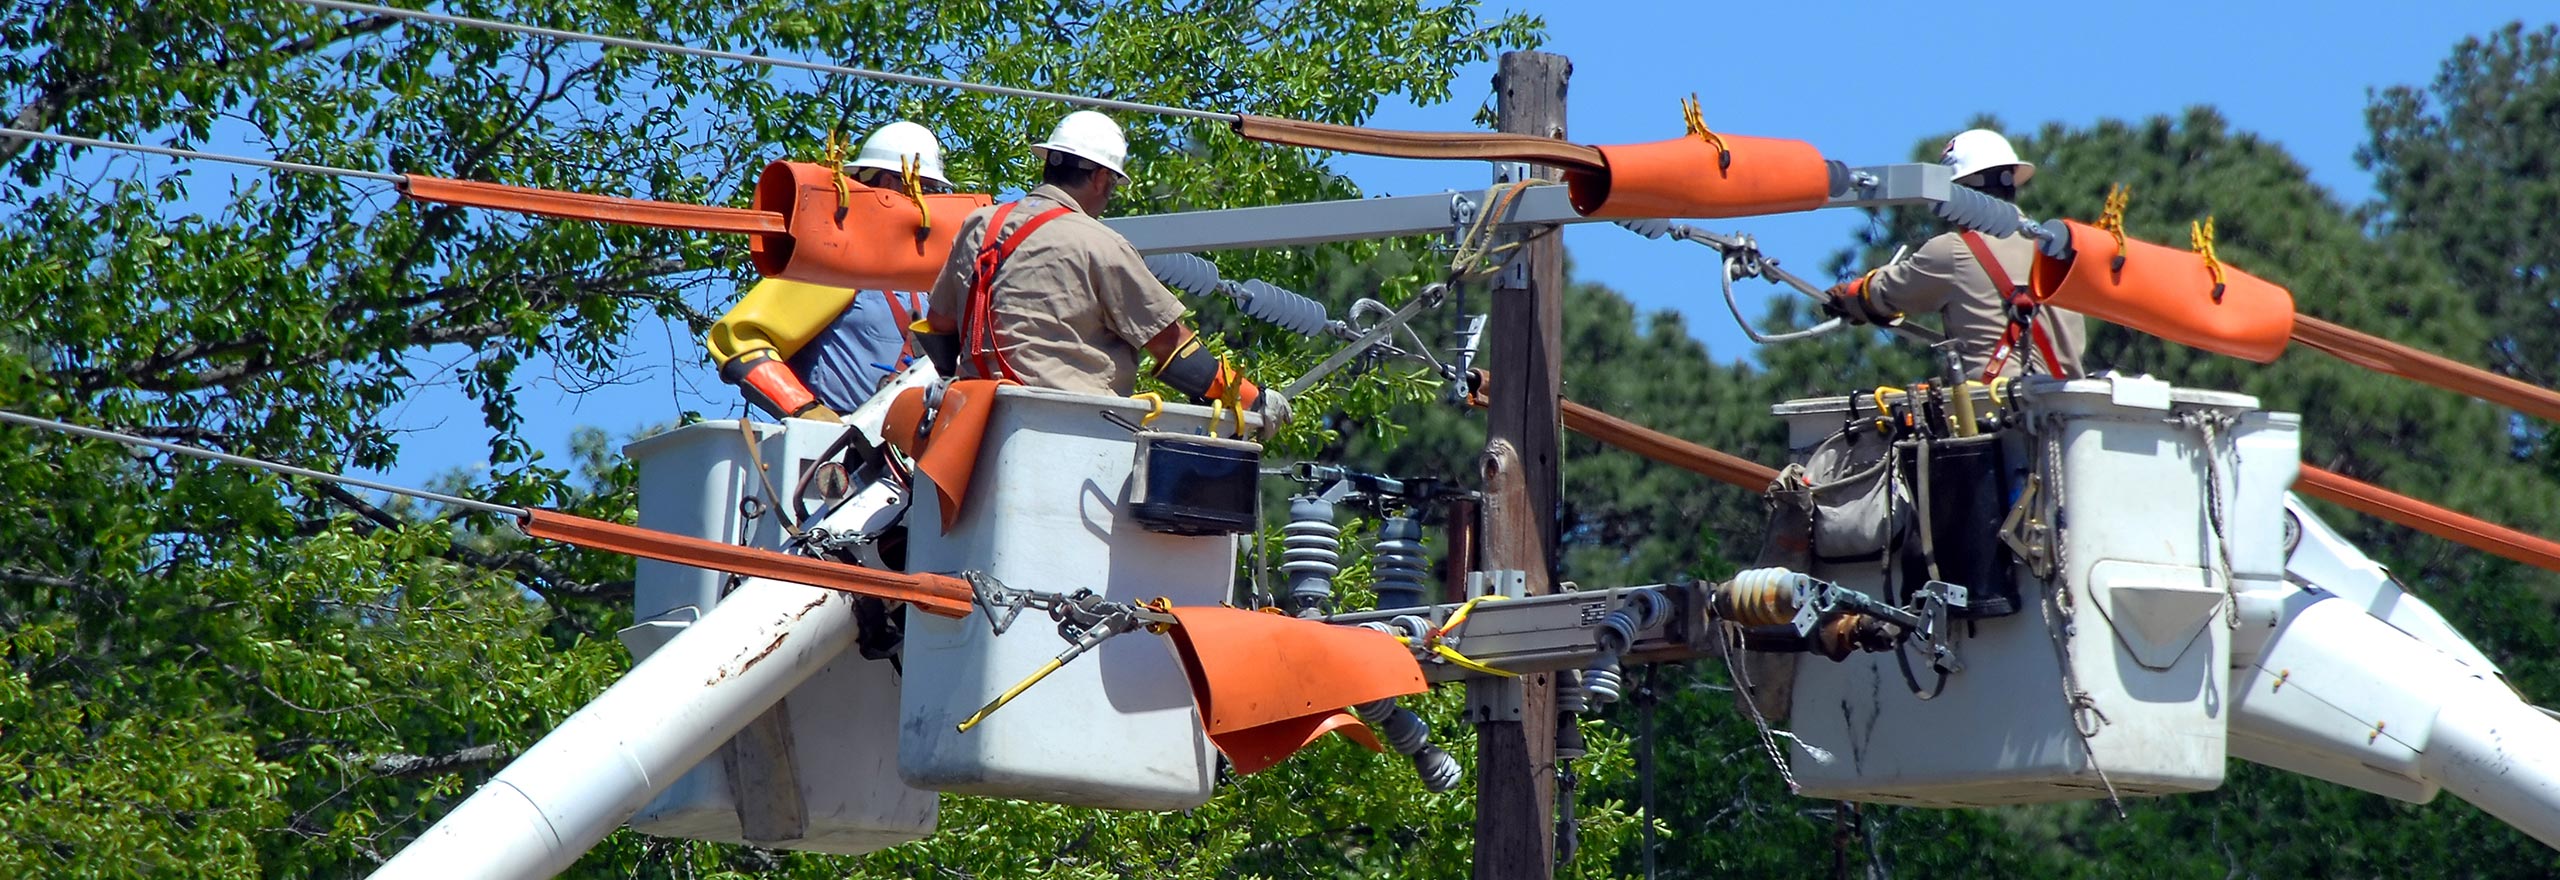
[
  {"x1": 879, "y1": 290, "x2": 926, "y2": 361},
  {"x1": 1961, "y1": 230, "x2": 2066, "y2": 382},
  {"x1": 962, "y1": 201, "x2": 1074, "y2": 383}
]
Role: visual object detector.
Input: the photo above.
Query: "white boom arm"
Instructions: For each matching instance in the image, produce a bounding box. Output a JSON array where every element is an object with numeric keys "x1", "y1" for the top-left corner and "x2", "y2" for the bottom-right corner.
[
  {"x1": 2231, "y1": 496, "x2": 2560, "y2": 848},
  {"x1": 369, "y1": 367, "x2": 937, "y2": 879}
]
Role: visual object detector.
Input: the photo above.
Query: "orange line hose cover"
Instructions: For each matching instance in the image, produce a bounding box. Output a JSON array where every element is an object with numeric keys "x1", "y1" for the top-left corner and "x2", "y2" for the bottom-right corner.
[
  {"x1": 749, "y1": 161, "x2": 992, "y2": 292},
  {"x1": 1162, "y1": 606, "x2": 1423, "y2": 775},
  {"x1": 2030, "y1": 219, "x2": 2295, "y2": 363},
  {"x1": 2295, "y1": 466, "x2": 2560, "y2": 573},
  {"x1": 399, "y1": 175, "x2": 788, "y2": 235},
  {"x1": 1564, "y1": 136, "x2": 1833, "y2": 220},
  {"x1": 520, "y1": 508, "x2": 976, "y2": 616},
  {"x1": 2291, "y1": 316, "x2": 2560, "y2": 425}
]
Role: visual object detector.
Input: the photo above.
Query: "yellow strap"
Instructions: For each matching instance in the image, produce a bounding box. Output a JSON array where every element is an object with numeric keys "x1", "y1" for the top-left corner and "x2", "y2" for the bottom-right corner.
[
  {"x1": 2098, "y1": 183, "x2": 2131, "y2": 259},
  {"x1": 2190, "y1": 216, "x2": 2228, "y2": 301},
  {"x1": 902, "y1": 154, "x2": 932, "y2": 232},
  {"x1": 1220, "y1": 367, "x2": 1248, "y2": 439},
  {"x1": 1680, "y1": 94, "x2": 1733, "y2": 172},
  {"x1": 1431, "y1": 593, "x2": 1508, "y2": 644},
  {"x1": 1394, "y1": 634, "x2": 1519, "y2": 678}
]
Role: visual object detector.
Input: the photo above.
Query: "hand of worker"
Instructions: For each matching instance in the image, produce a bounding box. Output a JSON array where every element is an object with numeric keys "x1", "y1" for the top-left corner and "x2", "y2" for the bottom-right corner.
[
  {"x1": 792, "y1": 403, "x2": 845, "y2": 424},
  {"x1": 1253, "y1": 389, "x2": 1293, "y2": 441},
  {"x1": 1821, "y1": 281, "x2": 1900, "y2": 327}
]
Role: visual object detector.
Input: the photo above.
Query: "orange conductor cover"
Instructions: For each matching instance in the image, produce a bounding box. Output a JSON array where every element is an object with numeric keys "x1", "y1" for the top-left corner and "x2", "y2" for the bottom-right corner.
[
  {"x1": 1564, "y1": 135, "x2": 1832, "y2": 219},
  {"x1": 2030, "y1": 219, "x2": 2295, "y2": 363},
  {"x1": 749, "y1": 160, "x2": 992, "y2": 292}
]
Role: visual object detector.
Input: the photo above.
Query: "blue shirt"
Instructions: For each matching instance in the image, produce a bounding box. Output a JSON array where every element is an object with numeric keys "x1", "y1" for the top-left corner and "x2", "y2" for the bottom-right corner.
[{"x1": 788, "y1": 290, "x2": 919, "y2": 410}]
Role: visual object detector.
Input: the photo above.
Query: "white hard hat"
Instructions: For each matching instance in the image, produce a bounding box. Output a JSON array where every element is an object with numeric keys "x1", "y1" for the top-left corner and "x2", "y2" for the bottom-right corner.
[
  {"x1": 1031, "y1": 110, "x2": 1130, "y2": 180},
  {"x1": 1941, "y1": 128, "x2": 2035, "y2": 186},
  {"x1": 846, "y1": 120, "x2": 950, "y2": 187}
]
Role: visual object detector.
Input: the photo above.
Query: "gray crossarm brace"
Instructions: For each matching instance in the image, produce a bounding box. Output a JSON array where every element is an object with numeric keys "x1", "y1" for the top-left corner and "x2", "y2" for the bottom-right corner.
[
  {"x1": 1108, "y1": 163, "x2": 1953, "y2": 255},
  {"x1": 1326, "y1": 583, "x2": 1714, "y2": 684}
]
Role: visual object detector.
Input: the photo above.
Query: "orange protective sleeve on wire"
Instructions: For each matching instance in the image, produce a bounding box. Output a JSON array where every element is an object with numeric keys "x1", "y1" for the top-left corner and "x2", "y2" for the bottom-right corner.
[
  {"x1": 2295, "y1": 466, "x2": 2560, "y2": 573},
  {"x1": 1564, "y1": 136, "x2": 1833, "y2": 220},
  {"x1": 1465, "y1": 371, "x2": 1775, "y2": 490},
  {"x1": 2029, "y1": 219, "x2": 2295, "y2": 363},
  {"x1": 748, "y1": 160, "x2": 992, "y2": 292},
  {"x1": 1483, "y1": 372, "x2": 2560, "y2": 575},
  {"x1": 2291, "y1": 316, "x2": 2560, "y2": 425},
  {"x1": 399, "y1": 175, "x2": 788, "y2": 235},
  {"x1": 1229, "y1": 114, "x2": 1606, "y2": 169},
  {"x1": 520, "y1": 509, "x2": 977, "y2": 615}
]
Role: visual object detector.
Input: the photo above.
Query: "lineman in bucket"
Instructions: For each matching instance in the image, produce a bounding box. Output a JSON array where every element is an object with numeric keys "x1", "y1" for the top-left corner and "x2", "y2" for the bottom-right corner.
[
  {"x1": 1825, "y1": 128, "x2": 2090, "y2": 379},
  {"x1": 919, "y1": 110, "x2": 1293, "y2": 437},
  {"x1": 709, "y1": 120, "x2": 954, "y2": 421}
]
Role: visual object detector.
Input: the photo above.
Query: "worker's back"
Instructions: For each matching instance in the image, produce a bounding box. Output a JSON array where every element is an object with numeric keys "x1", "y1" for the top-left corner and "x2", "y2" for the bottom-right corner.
[
  {"x1": 1866, "y1": 229, "x2": 2089, "y2": 379},
  {"x1": 929, "y1": 184, "x2": 1185, "y2": 397}
]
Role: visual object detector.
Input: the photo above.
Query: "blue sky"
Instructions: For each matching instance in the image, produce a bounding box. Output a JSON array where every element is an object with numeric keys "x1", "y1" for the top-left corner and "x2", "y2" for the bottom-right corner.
[{"x1": 335, "y1": 0, "x2": 2550, "y2": 488}]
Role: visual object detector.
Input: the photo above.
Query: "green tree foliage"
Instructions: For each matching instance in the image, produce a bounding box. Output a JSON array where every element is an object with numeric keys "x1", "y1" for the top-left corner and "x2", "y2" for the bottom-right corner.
[
  {"x1": 0, "y1": 2, "x2": 1599, "y2": 876},
  {"x1": 2361, "y1": 23, "x2": 2560, "y2": 470}
]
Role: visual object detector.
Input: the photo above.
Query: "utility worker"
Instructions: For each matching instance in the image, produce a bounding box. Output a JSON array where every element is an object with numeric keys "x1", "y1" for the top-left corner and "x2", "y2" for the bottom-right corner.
[
  {"x1": 1825, "y1": 129, "x2": 2089, "y2": 380},
  {"x1": 709, "y1": 120, "x2": 955, "y2": 422},
  {"x1": 918, "y1": 110, "x2": 1292, "y2": 435}
]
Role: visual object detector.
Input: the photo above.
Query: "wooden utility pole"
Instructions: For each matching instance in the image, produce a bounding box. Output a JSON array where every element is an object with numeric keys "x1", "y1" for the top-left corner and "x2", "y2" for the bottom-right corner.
[{"x1": 1474, "y1": 49, "x2": 1568, "y2": 880}]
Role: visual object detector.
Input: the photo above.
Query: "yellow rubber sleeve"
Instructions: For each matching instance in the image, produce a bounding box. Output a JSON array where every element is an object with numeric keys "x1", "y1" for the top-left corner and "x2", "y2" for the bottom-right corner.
[{"x1": 706, "y1": 278, "x2": 866, "y2": 367}]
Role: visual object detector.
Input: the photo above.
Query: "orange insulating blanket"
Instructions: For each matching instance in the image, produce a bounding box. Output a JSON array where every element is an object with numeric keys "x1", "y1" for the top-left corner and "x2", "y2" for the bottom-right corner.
[
  {"x1": 1230, "y1": 114, "x2": 1833, "y2": 221},
  {"x1": 2295, "y1": 466, "x2": 2560, "y2": 573},
  {"x1": 748, "y1": 160, "x2": 992, "y2": 292},
  {"x1": 399, "y1": 175, "x2": 789, "y2": 235},
  {"x1": 1562, "y1": 136, "x2": 1834, "y2": 220},
  {"x1": 2030, "y1": 220, "x2": 2296, "y2": 363},
  {"x1": 1161, "y1": 606, "x2": 1424, "y2": 775},
  {"x1": 882, "y1": 379, "x2": 1004, "y2": 531},
  {"x1": 2291, "y1": 316, "x2": 2560, "y2": 426},
  {"x1": 519, "y1": 509, "x2": 977, "y2": 615}
]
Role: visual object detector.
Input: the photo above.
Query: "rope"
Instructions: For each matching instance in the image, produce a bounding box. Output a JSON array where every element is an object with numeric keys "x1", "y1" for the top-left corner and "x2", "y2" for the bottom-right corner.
[
  {"x1": 1717, "y1": 620, "x2": 1800, "y2": 793},
  {"x1": 0, "y1": 127, "x2": 403, "y2": 183},
  {"x1": 286, "y1": 0, "x2": 1236, "y2": 122},
  {"x1": 1448, "y1": 180, "x2": 1540, "y2": 280}
]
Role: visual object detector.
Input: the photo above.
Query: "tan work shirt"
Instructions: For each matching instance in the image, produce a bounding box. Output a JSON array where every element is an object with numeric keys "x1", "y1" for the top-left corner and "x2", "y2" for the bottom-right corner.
[
  {"x1": 1863, "y1": 230, "x2": 2089, "y2": 379},
  {"x1": 927, "y1": 184, "x2": 1187, "y2": 396}
]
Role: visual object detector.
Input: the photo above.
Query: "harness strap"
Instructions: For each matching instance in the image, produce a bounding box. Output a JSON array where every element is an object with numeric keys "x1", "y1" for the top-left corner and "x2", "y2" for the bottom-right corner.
[
  {"x1": 881, "y1": 290, "x2": 919, "y2": 361},
  {"x1": 1961, "y1": 231, "x2": 2065, "y2": 381},
  {"x1": 964, "y1": 202, "x2": 1075, "y2": 383}
]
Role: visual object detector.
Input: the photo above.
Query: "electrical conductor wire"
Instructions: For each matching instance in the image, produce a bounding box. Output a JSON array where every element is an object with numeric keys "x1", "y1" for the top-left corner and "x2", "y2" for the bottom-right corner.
[
  {"x1": 0, "y1": 127, "x2": 402, "y2": 183},
  {"x1": 0, "y1": 409, "x2": 518, "y2": 516},
  {"x1": 287, "y1": 0, "x2": 1238, "y2": 123}
]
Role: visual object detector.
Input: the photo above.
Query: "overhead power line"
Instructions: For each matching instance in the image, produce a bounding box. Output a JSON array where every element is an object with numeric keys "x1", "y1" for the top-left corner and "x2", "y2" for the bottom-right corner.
[
  {"x1": 0, "y1": 127, "x2": 403, "y2": 183},
  {"x1": 0, "y1": 409, "x2": 515, "y2": 515},
  {"x1": 285, "y1": 0, "x2": 1238, "y2": 123}
]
